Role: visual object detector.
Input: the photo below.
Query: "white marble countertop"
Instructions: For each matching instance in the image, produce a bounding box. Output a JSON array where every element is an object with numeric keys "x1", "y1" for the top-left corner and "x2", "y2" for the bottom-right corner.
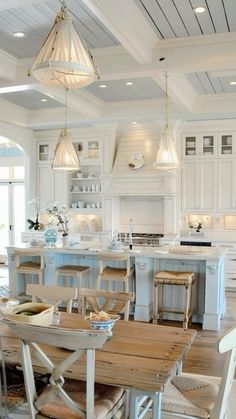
[{"x1": 7, "y1": 243, "x2": 227, "y2": 261}]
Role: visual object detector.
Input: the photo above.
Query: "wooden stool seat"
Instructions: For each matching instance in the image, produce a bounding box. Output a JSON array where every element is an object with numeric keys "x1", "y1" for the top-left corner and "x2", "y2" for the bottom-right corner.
[
  {"x1": 153, "y1": 270, "x2": 194, "y2": 330},
  {"x1": 13, "y1": 251, "x2": 44, "y2": 299},
  {"x1": 56, "y1": 265, "x2": 90, "y2": 312},
  {"x1": 97, "y1": 252, "x2": 134, "y2": 293},
  {"x1": 17, "y1": 261, "x2": 41, "y2": 270}
]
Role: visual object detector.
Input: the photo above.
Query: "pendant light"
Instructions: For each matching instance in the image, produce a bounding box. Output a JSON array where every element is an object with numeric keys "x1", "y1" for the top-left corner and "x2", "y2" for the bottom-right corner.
[
  {"x1": 154, "y1": 72, "x2": 180, "y2": 170},
  {"x1": 29, "y1": 1, "x2": 100, "y2": 89},
  {"x1": 52, "y1": 88, "x2": 80, "y2": 171}
]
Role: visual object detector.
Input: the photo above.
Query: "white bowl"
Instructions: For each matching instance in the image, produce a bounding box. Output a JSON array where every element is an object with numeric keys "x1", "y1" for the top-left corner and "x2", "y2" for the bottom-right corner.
[{"x1": 85, "y1": 314, "x2": 120, "y2": 334}]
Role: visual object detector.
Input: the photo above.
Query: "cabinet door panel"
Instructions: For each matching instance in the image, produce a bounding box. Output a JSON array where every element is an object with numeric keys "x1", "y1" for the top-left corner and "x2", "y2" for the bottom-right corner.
[
  {"x1": 218, "y1": 159, "x2": 236, "y2": 211},
  {"x1": 38, "y1": 166, "x2": 54, "y2": 206},
  {"x1": 199, "y1": 159, "x2": 217, "y2": 210},
  {"x1": 54, "y1": 171, "x2": 68, "y2": 206},
  {"x1": 182, "y1": 160, "x2": 199, "y2": 210}
]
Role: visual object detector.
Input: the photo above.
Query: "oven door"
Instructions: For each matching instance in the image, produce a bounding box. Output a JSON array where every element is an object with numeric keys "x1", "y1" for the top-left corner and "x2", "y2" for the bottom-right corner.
[{"x1": 180, "y1": 241, "x2": 212, "y2": 247}]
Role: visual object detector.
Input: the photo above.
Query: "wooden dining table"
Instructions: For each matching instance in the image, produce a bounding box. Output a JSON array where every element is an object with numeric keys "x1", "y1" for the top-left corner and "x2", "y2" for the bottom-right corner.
[{"x1": 0, "y1": 314, "x2": 196, "y2": 419}]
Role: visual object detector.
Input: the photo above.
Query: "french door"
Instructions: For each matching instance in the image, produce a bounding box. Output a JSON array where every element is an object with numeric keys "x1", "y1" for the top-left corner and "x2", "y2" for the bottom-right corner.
[{"x1": 0, "y1": 182, "x2": 25, "y2": 260}]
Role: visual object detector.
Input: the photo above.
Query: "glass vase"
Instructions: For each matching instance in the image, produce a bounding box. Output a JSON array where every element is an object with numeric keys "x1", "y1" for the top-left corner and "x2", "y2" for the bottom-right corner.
[{"x1": 43, "y1": 226, "x2": 57, "y2": 247}]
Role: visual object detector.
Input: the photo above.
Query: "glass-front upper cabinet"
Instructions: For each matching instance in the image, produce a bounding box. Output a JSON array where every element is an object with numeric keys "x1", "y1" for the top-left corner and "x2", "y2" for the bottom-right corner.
[
  {"x1": 183, "y1": 136, "x2": 197, "y2": 157},
  {"x1": 218, "y1": 133, "x2": 236, "y2": 157},
  {"x1": 182, "y1": 134, "x2": 217, "y2": 158},
  {"x1": 38, "y1": 144, "x2": 49, "y2": 162},
  {"x1": 73, "y1": 138, "x2": 101, "y2": 163}
]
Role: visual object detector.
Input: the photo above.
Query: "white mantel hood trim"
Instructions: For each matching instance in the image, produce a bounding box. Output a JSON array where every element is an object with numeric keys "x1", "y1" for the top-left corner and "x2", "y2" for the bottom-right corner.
[{"x1": 108, "y1": 131, "x2": 177, "y2": 196}]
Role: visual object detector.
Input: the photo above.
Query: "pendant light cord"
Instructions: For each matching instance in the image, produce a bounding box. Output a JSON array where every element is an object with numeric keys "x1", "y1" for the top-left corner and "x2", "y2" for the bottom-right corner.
[
  {"x1": 65, "y1": 88, "x2": 68, "y2": 130},
  {"x1": 164, "y1": 71, "x2": 168, "y2": 130}
]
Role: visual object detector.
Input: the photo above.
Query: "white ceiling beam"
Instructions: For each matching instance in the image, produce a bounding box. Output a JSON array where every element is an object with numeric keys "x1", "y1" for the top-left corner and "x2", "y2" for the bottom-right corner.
[
  {"x1": 0, "y1": 49, "x2": 17, "y2": 81},
  {"x1": 81, "y1": 0, "x2": 158, "y2": 64},
  {"x1": 151, "y1": 73, "x2": 197, "y2": 113},
  {"x1": 33, "y1": 85, "x2": 103, "y2": 119},
  {"x1": 154, "y1": 32, "x2": 236, "y2": 73}
]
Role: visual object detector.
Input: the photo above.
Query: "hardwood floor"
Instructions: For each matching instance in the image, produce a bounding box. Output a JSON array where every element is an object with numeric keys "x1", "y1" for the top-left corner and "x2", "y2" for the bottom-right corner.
[{"x1": 183, "y1": 291, "x2": 235, "y2": 377}]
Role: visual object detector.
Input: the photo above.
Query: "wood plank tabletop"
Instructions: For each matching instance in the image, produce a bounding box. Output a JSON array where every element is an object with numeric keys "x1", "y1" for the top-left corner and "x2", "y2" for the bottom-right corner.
[{"x1": 0, "y1": 314, "x2": 196, "y2": 393}]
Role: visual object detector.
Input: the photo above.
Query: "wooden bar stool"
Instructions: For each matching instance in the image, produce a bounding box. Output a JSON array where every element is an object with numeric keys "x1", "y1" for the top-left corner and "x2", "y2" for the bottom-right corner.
[
  {"x1": 153, "y1": 270, "x2": 195, "y2": 330},
  {"x1": 96, "y1": 252, "x2": 134, "y2": 293},
  {"x1": 56, "y1": 265, "x2": 90, "y2": 312},
  {"x1": 12, "y1": 250, "x2": 44, "y2": 299}
]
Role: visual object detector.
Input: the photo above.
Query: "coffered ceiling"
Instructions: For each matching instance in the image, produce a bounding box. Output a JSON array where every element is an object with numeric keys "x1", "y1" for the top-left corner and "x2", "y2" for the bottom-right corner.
[{"x1": 1, "y1": 0, "x2": 236, "y2": 131}]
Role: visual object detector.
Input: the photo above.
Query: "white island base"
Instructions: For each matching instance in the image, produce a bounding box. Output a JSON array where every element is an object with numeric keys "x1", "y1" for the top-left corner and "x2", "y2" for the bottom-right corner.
[{"x1": 7, "y1": 245, "x2": 226, "y2": 331}]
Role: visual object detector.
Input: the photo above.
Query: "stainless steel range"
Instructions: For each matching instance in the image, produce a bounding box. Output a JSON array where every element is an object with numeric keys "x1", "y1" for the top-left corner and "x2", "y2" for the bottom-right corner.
[{"x1": 119, "y1": 233, "x2": 164, "y2": 247}]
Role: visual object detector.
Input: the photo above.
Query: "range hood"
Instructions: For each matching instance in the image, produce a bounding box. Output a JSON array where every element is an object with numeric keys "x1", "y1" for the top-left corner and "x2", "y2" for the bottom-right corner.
[{"x1": 106, "y1": 131, "x2": 177, "y2": 196}]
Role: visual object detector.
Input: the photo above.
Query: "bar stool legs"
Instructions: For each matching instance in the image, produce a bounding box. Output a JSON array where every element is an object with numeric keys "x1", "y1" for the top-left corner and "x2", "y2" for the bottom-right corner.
[
  {"x1": 153, "y1": 271, "x2": 195, "y2": 330},
  {"x1": 56, "y1": 265, "x2": 90, "y2": 312}
]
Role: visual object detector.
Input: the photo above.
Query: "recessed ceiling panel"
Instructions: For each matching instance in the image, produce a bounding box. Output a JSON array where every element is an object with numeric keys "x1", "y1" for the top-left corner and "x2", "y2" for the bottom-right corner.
[
  {"x1": 85, "y1": 77, "x2": 165, "y2": 102},
  {"x1": 0, "y1": 0, "x2": 119, "y2": 59},
  {"x1": 1, "y1": 90, "x2": 64, "y2": 110},
  {"x1": 186, "y1": 72, "x2": 227, "y2": 94},
  {"x1": 134, "y1": 0, "x2": 231, "y2": 39}
]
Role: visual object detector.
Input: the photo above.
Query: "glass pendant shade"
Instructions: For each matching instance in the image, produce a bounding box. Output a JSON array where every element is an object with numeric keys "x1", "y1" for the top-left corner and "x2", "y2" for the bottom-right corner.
[
  {"x1": 52, "y1": 128, "x2": 80, "y2": 171},
  {"x1": 30, "y1": 4, "x2": 100, "y2": 89},
  {"x1": 154, "y1": 127, "x2": 180, "y2": 170},
  {"x1": 154, "y1": 72, "x2": 180, "y2": 170}
]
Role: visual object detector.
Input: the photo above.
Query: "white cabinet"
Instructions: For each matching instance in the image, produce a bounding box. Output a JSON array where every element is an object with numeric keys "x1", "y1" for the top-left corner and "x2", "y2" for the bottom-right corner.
[
  {"x1": 182, "y1": 134, "x2": 217, "y2": 158},
  {"x1": 213, "y1": 242, "x2": 236, "y2": 292},
  {"x1": 182, "y1": 159, "x2": 217, "y2": 212},
  {"x1": 37, "y1": 142, "x2": 68, "y2": 207},
  {"x1": 182, "y1": 132, "x2": 236, "y2": 213},
  {"x1": 218, "y1": 159, "x2": 236, "y2": 211},
  {"x1": 218, "y1": 133, "x2": 236, "y2": 157}
]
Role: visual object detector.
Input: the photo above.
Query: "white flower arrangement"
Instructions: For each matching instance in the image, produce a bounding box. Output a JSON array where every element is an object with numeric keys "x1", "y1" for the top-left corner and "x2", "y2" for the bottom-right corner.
[{"x1": 46, "y1": 202, "x2": 69, "y2": 236}]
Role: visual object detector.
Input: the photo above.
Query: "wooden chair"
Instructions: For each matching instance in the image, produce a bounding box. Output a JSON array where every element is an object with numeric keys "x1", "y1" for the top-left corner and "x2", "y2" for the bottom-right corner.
[
  {"x1": 131, "y1": 325, "x2": 236, "y2": 419},
  {"x1": 96, "y1": 251, "x2": 134, "y2": 293},
  {"x1": 80, "y1": 288, "x2": 135, "y2": 321},
  {"x1": 153, "y1": 270, "x2": 195, "y2": 330},
  {"x1": 3, "y1": 318, "x2": 126, "y2": 419},
  {"x1": 0, "y1": 336, "x2": 47, "y2": 418},
  {"x1": 56, "y1": 264, "x2": 90, "y2": 312},
  {"x1": 26, "y1": 283, "x2": 78, "y2": 313},
  {"x1": 12, "y1": 249, "x2": 44, "y2": 299}
]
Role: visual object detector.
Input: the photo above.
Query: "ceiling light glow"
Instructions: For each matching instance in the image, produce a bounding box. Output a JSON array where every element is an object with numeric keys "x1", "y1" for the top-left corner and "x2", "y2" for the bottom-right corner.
[
  {"x1": 41, "y1": 98, "x2": 48, "y2": 102},
  {"x1": 13, "y1": 31, "x2": 25, "y2": 38},
  {"x1": 99, "y1": 84, "x2": 107, "y2": 88},
  {"x1": 230, "y1": 81, "x2": 236, "y2": 85},
  {"x1": 194, "y1": 6, "x2": 205, "y2": 13},
  {"x1": 126, "y1": 82, "x2": 134, "y2": 86}
]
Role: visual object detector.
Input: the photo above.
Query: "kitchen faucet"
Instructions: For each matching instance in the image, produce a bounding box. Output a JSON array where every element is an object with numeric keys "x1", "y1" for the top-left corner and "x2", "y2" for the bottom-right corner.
[{"x1": 128, "y1": 219, "x2": 133, "y2": 250}]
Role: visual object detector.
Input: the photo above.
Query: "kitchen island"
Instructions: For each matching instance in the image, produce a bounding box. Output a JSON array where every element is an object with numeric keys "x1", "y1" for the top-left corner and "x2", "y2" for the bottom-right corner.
[{"x1": 6, "y1": 244, "x2": 226, "y2": 331}]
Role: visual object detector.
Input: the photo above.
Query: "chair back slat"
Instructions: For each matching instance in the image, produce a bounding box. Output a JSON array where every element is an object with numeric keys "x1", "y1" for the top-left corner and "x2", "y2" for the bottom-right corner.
[
  {"x1": 209, "y1": 327, "x2": 236, "y2": 419},
  {"x1": 4, "y1": 319, "x2": 108, "y2": 350},
  {"x1": 80, "y1": 288, "x2": 134, "y2": 321},
  {"x1": 3, "y1": 319, "x2": 110, "y2": 419},
  {"x1": 26, "y1": 284, "x2": 78, "y2": 313}
]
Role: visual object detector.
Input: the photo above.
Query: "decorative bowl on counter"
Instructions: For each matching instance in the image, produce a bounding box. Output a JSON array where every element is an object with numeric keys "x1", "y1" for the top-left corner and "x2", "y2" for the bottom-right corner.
[{"x1": 85, "y1": 312, "x2": 120, "y2": 334}]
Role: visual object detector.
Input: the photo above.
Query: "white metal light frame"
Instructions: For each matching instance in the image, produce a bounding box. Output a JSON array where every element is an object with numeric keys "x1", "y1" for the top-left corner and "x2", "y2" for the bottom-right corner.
[{"x1": 29, "y1": 1, "x2": 100, "y2": 89}]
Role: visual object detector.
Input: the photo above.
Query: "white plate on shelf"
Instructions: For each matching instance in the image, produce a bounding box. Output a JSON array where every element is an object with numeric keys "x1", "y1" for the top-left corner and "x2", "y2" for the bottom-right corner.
[{"x1": 128, "y1": 154, "x2": 145, "y2": 170}]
